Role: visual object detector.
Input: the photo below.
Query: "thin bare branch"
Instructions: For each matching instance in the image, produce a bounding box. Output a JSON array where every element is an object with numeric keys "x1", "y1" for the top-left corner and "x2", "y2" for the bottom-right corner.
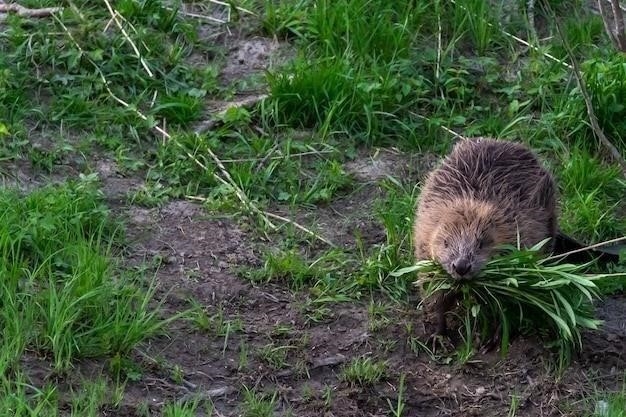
[
  {"x1": 0, "y1": 3, "x2": 62, "y2": 17},
  {"x1": 265, "y1": 211, "x2": 336, "y2": 247},
  {"x1": 551, "y1": 10, "x2": 626, "y2": 172},
  {"x1": 207, "y1": 0, "x2": 255, "y2": 15},
  {"x1": 598, "y1": 0, "x2": 621, "y2": 47},
  {"x1": 545, "y1": 236, "x2": 626, "y2": 262},
  {"x1": 219, "y1": 150, "x2": 335, "y2": 163},
  {"x1": 186, "y1": 195, "x2": 336, "y2": 247},
  {"x1": 172, "y1": 6, "x2": 227, "y2": 24},
  {"x1": 102, "y1": 0, "x2": 153, "y2": 77},
  {"x1": 411, "y1": 112, "x2": 468, "y2": 142},
  {"x1": 610, "y1": 0, "x2": 626, "y2": 50}
]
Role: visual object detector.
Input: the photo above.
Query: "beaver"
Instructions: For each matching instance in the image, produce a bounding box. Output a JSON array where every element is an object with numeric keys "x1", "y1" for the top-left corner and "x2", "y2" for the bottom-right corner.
[{"x1": 412, "y1": 137, "x2": 558, "y2": 336}]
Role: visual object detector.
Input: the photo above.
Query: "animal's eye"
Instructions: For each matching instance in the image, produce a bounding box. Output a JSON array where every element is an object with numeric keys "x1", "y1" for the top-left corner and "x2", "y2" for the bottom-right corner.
[
  {"x1": 478, "y1": 236, "x2": 492, "y2": 249},
  {"x1": 443, "y1": 240, "x2": 449, "y2": 248}
]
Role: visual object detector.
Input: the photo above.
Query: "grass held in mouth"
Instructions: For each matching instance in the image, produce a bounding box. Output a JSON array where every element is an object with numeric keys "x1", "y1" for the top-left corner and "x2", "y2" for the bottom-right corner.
[{"x1": 392, "y1": 239, "x2": 624, "y2": 361}]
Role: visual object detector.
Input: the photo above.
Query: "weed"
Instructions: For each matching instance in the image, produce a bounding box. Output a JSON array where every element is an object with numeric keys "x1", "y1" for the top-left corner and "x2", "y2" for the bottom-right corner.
[
  {"x1": 341, "y1": 357, "x2": 387, "y2": 386},
  {"x1": 322, "y1": 384, "x2": 333, "y2": 409},
  {"x1": 262, "y1": 0, "x2": 310, "y2": 39},
  {"x1": 582, "y1": 55, "x2": 626, "y2": 150},
  {"x1": 258, "y1": 342, "x2": 294, "y2": 370},
  {"x1": 387, "y1": 373, "x2": 407, "y2": 417},
  {"x1": 584, "y1": 384, "x2": 626, "y2": 417},
  {"x1": 354, "y1": 178, "x2": 418, "y2": 300},
  {"x1": 238, "y1": 340, "x2": 249, "y2": 371},
  {"x1": 508, "y1": 394, "x2": 520, "y2": 417},
  {"x1": 163, "y1": 398, "x2": 201, "y2": 417},
  {"x1": 70, "y1": 378, "x2": 107, "y2": 417},
  {"x1": 241, "y1": 387, "x2": 278, "y2": 417},
  {"x1": 189, "y1": 300, "x2": 243, "y2": 336},
  {"x1": 0, "y1": 177, "x2": 172, "y2": 370},
  {"x1": 367, "y1": 300, "x2": 392, "y2": 332}
]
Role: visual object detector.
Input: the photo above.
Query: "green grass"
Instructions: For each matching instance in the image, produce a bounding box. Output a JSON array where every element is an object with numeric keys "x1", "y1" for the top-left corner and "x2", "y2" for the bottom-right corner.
[
  {"x1": 0, "y1": 175, "x2": 174, "y2": 412},
  {"x1": 241, "y1": 387, "x2": 278, "y2": 417},
  {"x1": 590, "y1": 393, "x2": 626, "y2": 417},
  {"x1": 341, "y1": 357, "x2": 387, "y2": 386}
]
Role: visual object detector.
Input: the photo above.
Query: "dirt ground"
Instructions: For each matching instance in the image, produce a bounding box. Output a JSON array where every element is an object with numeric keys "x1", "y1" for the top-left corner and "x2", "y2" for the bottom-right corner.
[
  {"x1": 88, "y1": 149, "x2": 625, "y2": 417},
  {"x1": 108, "y1": 194, "x2": 626, "y2": 417}
]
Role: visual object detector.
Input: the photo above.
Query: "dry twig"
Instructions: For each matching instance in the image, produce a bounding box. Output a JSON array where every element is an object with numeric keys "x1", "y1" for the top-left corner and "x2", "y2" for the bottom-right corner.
[
  {"x1": 0, "y1": 3, "x2": 62, "y2": 17},
  {"x1": 551, "y1": 8, "x2": 626, "y2": 172},
  {"x1": 597, "y1": 0, "x2": 626, "y2": 51},
  {"x1": 186, "y1": 195, "x2": 336, "y2": 247},
  {"x1": 102, "y1": 0, "x2": 153, "y2": 77},
  {"x1": 545, "y1": 236, "x2": 626, "y2": 262}
]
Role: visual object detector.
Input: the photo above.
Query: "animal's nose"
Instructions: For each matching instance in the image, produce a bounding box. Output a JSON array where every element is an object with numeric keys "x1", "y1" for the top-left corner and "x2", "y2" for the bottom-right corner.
[{"x1": 453, "y1": 259, "x2": 471, "y2": 276}]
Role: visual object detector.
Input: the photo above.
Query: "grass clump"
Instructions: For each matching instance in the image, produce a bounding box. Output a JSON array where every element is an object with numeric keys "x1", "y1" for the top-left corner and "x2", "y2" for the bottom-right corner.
[
  {"x1": 588, "y1": 390, "x2": 626, "y2": 417},
  {"x1": 263, "y1": 0, "x2": 432, "y2": 144},
  {"x1": 341, "y1": 357, "x2": 387, "y2": 386},
  {"x1": 392, "y1": 240, "x2": 625, "y2": 363},
  {"x1": 0, "y1": 175, "x2": 169, "y2": 373},
  {"x1": 558, "y1": 148, "x2": 626, "y2": 242}
]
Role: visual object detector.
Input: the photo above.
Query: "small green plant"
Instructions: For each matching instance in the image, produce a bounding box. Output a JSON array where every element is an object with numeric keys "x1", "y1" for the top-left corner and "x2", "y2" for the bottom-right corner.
[
  {"x1": 162, "y1": 398, "x2": 201, "y2": 417},
  {"x1": 258, "y1": 343, "x2": 294, "y2": 370},
  {"x1": 354, "y1": 178, "x2": 417, "y2": 300},
  {"x1": 238, "y1": 341, "x2": 249, "y2": 371},
  {"x1": 70, "y1": 379, "x2": 107, "y2": 417},
  {"x1": 508, "y1": 393, "x2": 520, "y2": 417},
  {"x1": 367, "y1": 300, "x2": 391, "y2": 332},
  {"x1": 341, "y1": 357, "x2": 387, "y2": 386},
  {"x1": 387, "y1": 373, "x2": 407, "y2": 417},
  {"x1": 584, "y1": 384, "x2": 626, "y2": 417},
  {"x1": 241, "y1": 387, "x2": 277, "y2": 417},
  {"x1": 582, "y1": 55, "x2": 626, "y2": 151},
  {"x1": 558, "y1": 147, "x2": 626, "y2": 242},
  {"x1": 453, "y1": 0, "x2": 501, "y2": 54},
  {"x1": 322, "y1": 384, "x2": 333, "y2": 409},
  {"x1": 262, "y1": 0, "x2": 310, "y2": 39}
]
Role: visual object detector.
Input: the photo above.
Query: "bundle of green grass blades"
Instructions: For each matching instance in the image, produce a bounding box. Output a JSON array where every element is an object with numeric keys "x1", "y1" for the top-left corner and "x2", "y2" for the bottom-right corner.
[{"x1": 392, "y1": 239, "x2": 623, "y2": 358}]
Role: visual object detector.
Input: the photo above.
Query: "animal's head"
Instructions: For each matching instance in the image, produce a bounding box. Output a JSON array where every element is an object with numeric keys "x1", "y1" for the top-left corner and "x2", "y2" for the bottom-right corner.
[{"x1": 430, "y1": 199, "x2": 511, "y2": 280}]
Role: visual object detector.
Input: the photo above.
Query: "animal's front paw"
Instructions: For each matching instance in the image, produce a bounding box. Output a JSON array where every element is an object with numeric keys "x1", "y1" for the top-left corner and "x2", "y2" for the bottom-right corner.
[
  {"x1": 479, "y1": 323, "x2": 503, "y2": 354},
  {"x1": 426, "y1": 331, "x2": 454, "y2": 355}
]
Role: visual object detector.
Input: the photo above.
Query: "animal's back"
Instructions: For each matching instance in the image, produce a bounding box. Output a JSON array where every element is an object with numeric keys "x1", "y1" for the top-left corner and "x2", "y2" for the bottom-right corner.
[{"x1": 420, "y1": 138, "x2": 556, "y2": 215}]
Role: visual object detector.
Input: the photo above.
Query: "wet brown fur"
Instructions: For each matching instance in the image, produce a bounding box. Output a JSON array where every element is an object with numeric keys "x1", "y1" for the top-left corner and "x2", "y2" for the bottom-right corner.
[{"x1": 413, "y1": 137, "x2": 558, "y2": 335}]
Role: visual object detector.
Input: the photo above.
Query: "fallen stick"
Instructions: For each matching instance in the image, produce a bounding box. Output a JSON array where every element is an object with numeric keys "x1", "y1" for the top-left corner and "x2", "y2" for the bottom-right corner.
[
  {"x1": 0, "y1": 3, "x2": 62, "y2": 17},
  {"x1": 550, "y1": 6, "x2": 626, "y2": 173}
]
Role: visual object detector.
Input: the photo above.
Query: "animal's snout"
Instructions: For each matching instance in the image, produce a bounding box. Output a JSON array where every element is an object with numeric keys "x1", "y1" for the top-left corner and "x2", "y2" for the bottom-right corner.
[{"x1": 452, "y1": 258, "x2": 472, "y2": 277}]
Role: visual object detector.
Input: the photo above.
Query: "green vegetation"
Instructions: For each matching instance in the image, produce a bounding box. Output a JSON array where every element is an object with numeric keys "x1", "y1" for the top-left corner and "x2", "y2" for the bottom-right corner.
[
  {"x1": 392, "y1": 240, "x2": 626, "y2": 367},
  {"x1": 0, "y1": 0, "x2": 624, "y2": 415},
  {"x1": 341, "y1": 357, "x2": 387, "y2": 386},
  {"x1": 584, "y1": 386, "x2": 626, "y2": 417},
  {"x1": 0, "y1": 175, "x2": 171, "y2": 412}
]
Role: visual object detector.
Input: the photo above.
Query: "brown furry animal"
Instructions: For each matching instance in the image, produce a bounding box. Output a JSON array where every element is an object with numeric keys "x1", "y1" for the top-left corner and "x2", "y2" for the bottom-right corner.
[{"x1": 412, "y1": 137, "x2": 557, "y2": 336}]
